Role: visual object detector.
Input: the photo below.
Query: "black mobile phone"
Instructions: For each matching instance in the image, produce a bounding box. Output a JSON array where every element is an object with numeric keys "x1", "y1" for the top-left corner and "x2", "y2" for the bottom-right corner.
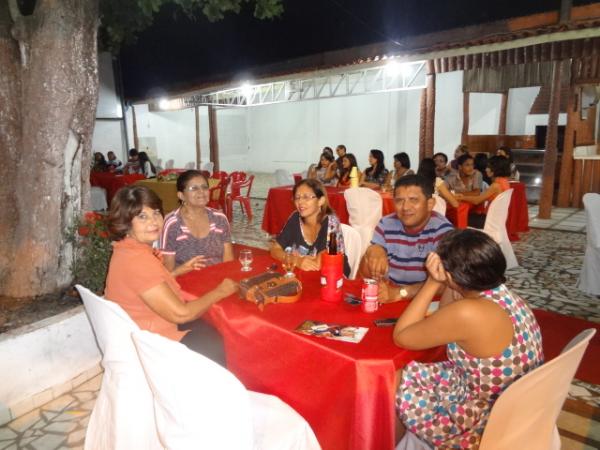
[
  {"x1": 344, "y1": 293, "x2": 362, "y2": 305},
  {"x1": 373, "y1": 318, "x2": 398, "y2": 327}
]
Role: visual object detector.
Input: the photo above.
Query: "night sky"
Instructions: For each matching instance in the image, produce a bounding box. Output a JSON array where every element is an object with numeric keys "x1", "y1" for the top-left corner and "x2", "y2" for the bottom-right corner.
[{"x1": 119, "y1": 0, "x2": 592, "y2": 101}]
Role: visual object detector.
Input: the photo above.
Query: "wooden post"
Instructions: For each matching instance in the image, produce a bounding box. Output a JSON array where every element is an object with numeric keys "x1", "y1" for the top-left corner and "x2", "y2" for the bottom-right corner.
[
  {"x1": 557, "y1": 86, "x2": 578, "y2": 207},
  {"x1": 538, "y1": 61, "x2": 564, "y2": 219},
  {"x1": 131, "y1": 104, "x2": 139, "y2": 150},
  {"x1": 461, "y1": 91, "x2": 470, "y2": 145},
  {"x1": 498, "y1": 91, "x2": 508, "y2": 136},
  {"x1": 208, "y1": 105, "x2": 220, "y2": 173},
  {"x1": 572, "y1": 160, "x2": 583, "y2": 207},
  {"x1": 419, "y1": 88, "x2": 427, "y2": 161},
  {"x1": 195, "y1": 106, "x2": 202, "y2": 169},
  {"x1": 425, "y1": 60, "x2": 436, "y2": 157}
]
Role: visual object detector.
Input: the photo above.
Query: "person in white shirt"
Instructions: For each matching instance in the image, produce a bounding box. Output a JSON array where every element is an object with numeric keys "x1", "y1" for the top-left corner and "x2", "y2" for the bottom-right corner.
[{"x1": 139, "y1": 151, "x2": 157, "y2": 178}]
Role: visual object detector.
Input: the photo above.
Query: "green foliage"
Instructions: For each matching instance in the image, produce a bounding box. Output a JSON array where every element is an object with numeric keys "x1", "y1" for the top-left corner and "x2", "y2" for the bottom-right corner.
[
  {"x1": 66, "y1": 212, "x2": 113, "y2": 294},
  {"x1": 99, "y1": 0, "x2": 283, "y2": 52}
]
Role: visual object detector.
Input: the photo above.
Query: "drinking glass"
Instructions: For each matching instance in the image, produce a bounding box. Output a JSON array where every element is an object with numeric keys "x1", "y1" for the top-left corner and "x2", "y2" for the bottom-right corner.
[
  {"x1": 282, "y1": 250, "x2": 296, "y2": 277},
  {"x1": 239, "y1": 249, "x2": 253, "y2": 272}
]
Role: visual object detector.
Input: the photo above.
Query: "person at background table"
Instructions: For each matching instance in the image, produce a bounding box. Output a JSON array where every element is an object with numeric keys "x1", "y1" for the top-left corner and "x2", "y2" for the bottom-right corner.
[
  {"x1": 270, "y1": 179, "x2": 350, "y2": 276},
  {"x1": 393, "y1": 228, "x2": 543, "y2": 449},
  {"x1": 92, "y1": 152, "x2": 108, "y2": 172},
  {"x1": 360, "y1": 175, "x2": 453, "y2": 301},
  {"x1": 161, "y1": 170, "x2": 234, "y2": 277},
  {"x1": 138, "y1": 151, "x2": 157, "y2": 178},
  {"x1": 449, "y1": 144, "x2": 469, "y2": 171},
  {"x1": 385, "y1": 152, "x2": 415, "y2": 189},
  {"x1": 474, "y1": 152, "x2": 491, "y2": 186},
  {"x1": 417, "y1": 158, "x2": 459, "y2": 208},
  {"x1": 496, "y1": 146, "x2": 520, "y2": 181},
  {"x1": 334, "y1": 144, "x2": 347, "y2": 178},
  {"x1": 307, "y1": 147, "x2": 335, "y2": 182},
  {"x1": 337, "y1": 153, "x2": 361, "y2": 187},
  {"x1": 106, "y1": 151, "x2": 123, "y2": 172},
  {"x1": 455, "y1": 155, "x2": 512, "y2": 228},
  {"x1": 105, "y1": 185, "x2": 238, "y2": 364},
  {"x1": 444, "y1": 153, "x2": 483, "y2": 195},
  {"x1": 433, "y1": 152, "x2": 452, "y2": 179},
  {"x1": 124, "y1": 148, "x2": 141, "y2": 174},
  {"x1": 313, "y1": 152, "x2": 338, "y2": 185},
  {"x1": 360, "y1": 149, "x2": 389, "y2": 189}
]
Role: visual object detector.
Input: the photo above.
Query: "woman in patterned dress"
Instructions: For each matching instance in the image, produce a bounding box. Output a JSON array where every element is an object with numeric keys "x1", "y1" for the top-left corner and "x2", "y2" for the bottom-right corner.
[{"x1": 393, "y1": 229, "x2": 543, "y2": 449}]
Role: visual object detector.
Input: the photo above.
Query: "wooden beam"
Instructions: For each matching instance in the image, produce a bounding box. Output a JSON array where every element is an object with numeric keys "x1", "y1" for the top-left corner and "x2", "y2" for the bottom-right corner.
[
  {"x1": 498, "y1": 92, "x2": 508, "y2": 135},
  {"x1": 592, "y1": 160, "x2": 600, "y2": 194},
  {"x1": 419, "y1": 88, "x2": 427, "y2": 161},
  {"x1": 195, "y1": 106, "x2": 201, "y2": 170},
  {"x1": 572, "y1": 159, "x2": 583, "y2": 207},
  {"x1": 131, "y1": 105, "x2": 139, "y2": 150},
  {"x1": 538, "y1": 61, "x2": 564, "y2": 219},
  {"x1": 425, "y1": 60, "x2": 436, "y2": 157},
  {"x1": 582, "y1": 158, "x2": 594, "y2": 195},
  {"x1": 557, "y1": 86, "x2": 578, "y2": 207},
  {"x1": 462, "y1": 91, "x2": 470, "y2": 145},
  {"x1": 208, "y1": 105, "x2": 220, "y2": 173}
]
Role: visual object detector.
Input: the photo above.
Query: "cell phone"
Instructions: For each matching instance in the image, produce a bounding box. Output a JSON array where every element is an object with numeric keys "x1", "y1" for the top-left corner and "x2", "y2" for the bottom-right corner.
[
  {"x1": 373, "y1": 318, "x2": 398, "y2": 327},
  {"x1": 344, "y1": 293, "x2": 362, "y2": 305}
]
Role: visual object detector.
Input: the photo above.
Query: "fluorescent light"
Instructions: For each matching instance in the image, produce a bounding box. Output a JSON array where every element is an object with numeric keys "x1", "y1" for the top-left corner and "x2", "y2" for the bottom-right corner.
[
  {"x1": 241, "y1": 83, "x2": 253, "y2": 98},
  {"x1": 534, "y1": 177, "x2": 541, "y2": 185},
  {"x1": 158, "y1": 98, "x2": 169, "y2": 110},
  {"x1": 384, "y1": 61, "x2": 401, "y2": 77}
]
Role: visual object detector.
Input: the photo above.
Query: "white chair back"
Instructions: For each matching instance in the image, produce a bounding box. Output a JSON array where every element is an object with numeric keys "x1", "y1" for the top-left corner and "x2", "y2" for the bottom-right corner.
[
  {"x1": 75, "y1": 285, "x2": 162, "y2": 450},
  {"x1": 483, "y1": 189, "x2": 518, "y2": 269},
  {"x1": 165, "y1": 159, "x2": 174, "y2": 169},
  {"x1": 479, "y1": 329, "x2": 596, "y2": 450},
  {"x1": 90, "y1": 187, "x2": 108, "y2": 211},
  {"x1": 202, "y1": 161, "x2": 214, "y2": 173},
  {"x1": 344, "y1": 187, "x2": 383, "y2": 257},
  {"x1": 577, "y1": 193, "x2": 600, "y2": 295},
  {"x1": 184, "y1": 161, "x2": 195, "y2": 169},
  {"x1": 274, "y1": 169, "x2": 295, "y2": 186},
  {"x1": 131, "y1": 330, "x2": 321, "y2": 450},
  {"x1": 340, "y1": 224, "x2": 362, "y2": 280},
  {"x1": 432, "y1": 193, "x2": 446, "y2": 216}
]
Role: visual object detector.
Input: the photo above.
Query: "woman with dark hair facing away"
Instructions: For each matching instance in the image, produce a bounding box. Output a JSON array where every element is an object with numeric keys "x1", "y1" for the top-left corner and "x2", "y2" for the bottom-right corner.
[
  {"x1": 386, "y1": 152, "x2": 415, "y2": 189},
  {"x1": 360, "y1": 149, "x2": 389, "y2": 189},
  {"x1": 104, "y1": 185, "x2": 238, "y2": 364},
  {"x1": 394, "y1": 228, "x2": 543, "y2": 448},
  {"x1": 337, "y1": 153, "x2": 360, "y2": 187},
  {"x1": 417, "y1": 158, "x2": 459, "y2": 208},
  {"x1": 138, "y1": 151, "x2": 157, "y2": 178},
  {"x1": 270, "y1": 179, "x2": 350, "y2": 276},
  {"x1": 160, "y1": 170, "x2": 234, "y2": 277},
  {"x1": 474, "y1": 153, "x2": 491, "y2": 186},
  {"x1": 496, "y1": 146, "x2": 520, "y2": 181}
]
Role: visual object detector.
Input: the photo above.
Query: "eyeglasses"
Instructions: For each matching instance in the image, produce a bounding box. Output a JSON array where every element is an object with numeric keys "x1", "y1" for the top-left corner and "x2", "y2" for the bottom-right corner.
[
  {"x1": 293, "y1": 194, "x2": 317, "y2": 202},
  {"x1": 185, "y1": 185, "x2": 210, "y2": 192}
]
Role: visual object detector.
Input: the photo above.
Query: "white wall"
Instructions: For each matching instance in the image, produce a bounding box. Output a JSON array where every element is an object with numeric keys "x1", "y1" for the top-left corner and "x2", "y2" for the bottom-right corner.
[
  {"x1": 525, "y1": 113, "x2": 567, "y2": 135},
  {"x1": 434, "y1": 71, "x2": 463, "y2": 160},
  {"x1": 469, "y1": 93, "x2": 503, "y2": 135},
  {"x1": 506, "y1": 87, "x2": 541, "y2": 135}
]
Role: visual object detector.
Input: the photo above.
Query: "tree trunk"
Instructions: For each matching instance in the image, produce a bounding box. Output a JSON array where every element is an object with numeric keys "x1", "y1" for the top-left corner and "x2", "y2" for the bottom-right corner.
[{"x1": 0, "y1": 0, "x2": 99, "y2": 297}]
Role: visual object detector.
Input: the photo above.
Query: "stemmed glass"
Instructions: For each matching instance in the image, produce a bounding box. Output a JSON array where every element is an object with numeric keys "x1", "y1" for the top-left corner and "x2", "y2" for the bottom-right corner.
[
  {"x1": 239, "y1": 249, "x2": 253, "y2": 272},
  {"x1": 282, "y1": 249, "x2": 297, "y2": 277}
]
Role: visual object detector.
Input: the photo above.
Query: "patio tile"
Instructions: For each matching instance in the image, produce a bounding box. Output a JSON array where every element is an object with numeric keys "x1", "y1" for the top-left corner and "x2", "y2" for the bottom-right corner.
[{"x1": 30, "y1": 433, "x2": 65, "y2": 450}]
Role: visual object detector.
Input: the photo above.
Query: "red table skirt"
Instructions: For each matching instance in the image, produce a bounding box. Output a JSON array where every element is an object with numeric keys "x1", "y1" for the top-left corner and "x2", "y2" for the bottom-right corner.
[
  {"x1": 90, "y1": 172, "x2": 146, "y2": 204},
  {"x1": 178, "y1": 250, "x2": 445, "y2": 450}
]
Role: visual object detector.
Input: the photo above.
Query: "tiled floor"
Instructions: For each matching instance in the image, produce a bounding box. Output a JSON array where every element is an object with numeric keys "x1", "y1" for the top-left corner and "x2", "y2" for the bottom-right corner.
[{"x1": 1, "y1": 175, "x2": 598, "y2": 449}]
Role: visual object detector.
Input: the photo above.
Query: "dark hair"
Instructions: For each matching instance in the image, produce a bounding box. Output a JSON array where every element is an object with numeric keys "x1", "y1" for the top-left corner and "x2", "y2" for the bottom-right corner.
[
  {"x1": 176, "y1": 170, "x2": 208, "y2": 192},
  {"x1": 436, "y1": 229, "x2": 506, "y2": 291},
  {"x1": 417, "y1": 158, "x2": 437, "y2": 184},
  {"x1": 497, "y1": 146, "x2": 513, "y2": 163},
  {"x1": 108, "y1": 185, "x2": 163, "y2": 241},
  {"x1": 93, "y1": 152, "x2": 108, "y2": 172},
  {"x1": 393, "y1": 152, "x2": 411, "y2": 170},
  {"x1": 128, "y1": 148, "x2": 138, "y2": 157},
  {"x1": 433, "y1": 152, "x2": 448, "y2": 164},
  {"x1": 366, "y1": 149, "x2": 386, "y2": 179},
  {"x1": 457, "y1": 153, "x2": 474, "y2": 167},
  {"x1": 454, "y1": 144, "x2": 469, "y2": 156},
  {"x1": 394, "y1": 174, "x2": 434, "y2": 199},
  {"x1": 474, "y1": 153, "x2": 488, "y2": 173},
  {"x1": 487, "y1": 155, "x2": 511, "y2": 178},
  {"x1": 292, "y1": 179, "x2": 333, "y2": 222},
  {"x1": 339, "y1": 153, "x2": 358, "y2": 181},
  {"x1": 336, "y1": 144, "x2": 346, "y2": 153},
  {"x1": 320, "y1": 152, "x2": 334, "y2": 163},
  {"x1": 138, "y1": 151, "x2": 156, "y2": 175},
  {"x1": 322, "y1": 147, "x2": 334, "y2": 156}
]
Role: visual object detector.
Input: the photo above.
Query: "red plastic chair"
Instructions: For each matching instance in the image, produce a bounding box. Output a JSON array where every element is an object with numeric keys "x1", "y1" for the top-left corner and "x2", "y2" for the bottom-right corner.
[
  {"x1": 200, "y1": 170, "x2": 211, "y2": 179},
  {"x1": 212, "y1": 170, "x2": 228, "y2": 180},
  {"x1": 229, "y1": 171, "x2": 247, "y2": 183},
  {"x1": 227, "y1": 174, "x2": 255, "y2": 222},
  {"x1": 207, "y1": 175, "x2": 229, "y2": 214}
]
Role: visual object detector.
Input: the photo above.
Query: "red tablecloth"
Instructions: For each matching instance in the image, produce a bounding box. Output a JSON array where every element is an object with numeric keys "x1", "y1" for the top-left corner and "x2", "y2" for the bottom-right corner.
[
  {"x1": 178, "y1": 252, "x2": 445, "y2": 450},
  {"x1": 90, "y1": 172, "x2": 146, "y2": 203}
]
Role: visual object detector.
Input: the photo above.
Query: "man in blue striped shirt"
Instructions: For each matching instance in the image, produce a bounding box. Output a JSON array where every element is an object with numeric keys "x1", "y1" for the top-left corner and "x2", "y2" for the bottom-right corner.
[{"x1": 360, "y1": 175, "x2": 453, "y2": 301}]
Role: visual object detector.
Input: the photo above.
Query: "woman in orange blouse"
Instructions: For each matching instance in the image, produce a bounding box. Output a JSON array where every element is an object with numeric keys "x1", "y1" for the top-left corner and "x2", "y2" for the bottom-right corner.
[{"x1": 337, "y1": 153, "x2": 360, "y2": 187}]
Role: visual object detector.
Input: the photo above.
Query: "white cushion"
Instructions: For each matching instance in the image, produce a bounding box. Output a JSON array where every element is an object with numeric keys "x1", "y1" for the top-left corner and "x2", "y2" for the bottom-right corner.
[
  {"x1": 341, "y1": 224, "x2": 362, "y2": 280},
  {"x1": 577, "y1": 193, "x2": 600, "y2": 295},
  {"x1": 344, "y1": 187, "x2": 383, "y2": 256}
]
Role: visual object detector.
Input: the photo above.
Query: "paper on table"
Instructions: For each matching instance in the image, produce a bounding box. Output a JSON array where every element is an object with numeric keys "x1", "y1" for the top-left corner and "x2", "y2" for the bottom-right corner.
[{"x1": 295, "y1": 320, "x2": 368, "y2": 344}]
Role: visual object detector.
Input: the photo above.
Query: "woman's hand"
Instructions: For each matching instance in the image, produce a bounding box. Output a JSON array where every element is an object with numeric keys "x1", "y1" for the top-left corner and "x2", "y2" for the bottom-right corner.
[
  {"x1": 425, "y1": 252, "x2": 448, "y2": 284},
  {"x1": 215, "y1": 278, "x2": 239, "y2": 298},
  {"x1": 181, "y1": 255, "x2": 207, "y2": 272},
  {"x1": 297, "y1": 255, "x2": 320, "y2": 271},
  {"x1": 454, "y1": 193, "x2": 464, "y2": 201}
]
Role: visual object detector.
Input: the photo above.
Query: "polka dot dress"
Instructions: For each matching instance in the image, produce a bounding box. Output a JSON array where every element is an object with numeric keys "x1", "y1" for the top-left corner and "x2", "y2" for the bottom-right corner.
[{"x1": 396, "y1": 285, "x2": 544, "y2": 449}]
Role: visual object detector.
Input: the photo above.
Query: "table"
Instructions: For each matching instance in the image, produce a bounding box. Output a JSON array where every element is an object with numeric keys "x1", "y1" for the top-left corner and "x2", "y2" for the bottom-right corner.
[
  {"x1": 178, "y1": 250, "x2": 445, "y2": 450},
  {"x1": 135, "y1": 178, "x2": 219, "y2": 214},
  {"x1": 89, "y1": 172, "x2": 146, "y2": 204},
  {"x1": 262, "y1": 186, "x2": 395, "y2": 235}
]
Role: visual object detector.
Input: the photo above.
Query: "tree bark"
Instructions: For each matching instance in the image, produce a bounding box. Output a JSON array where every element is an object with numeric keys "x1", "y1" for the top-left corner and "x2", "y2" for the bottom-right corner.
[
  {"x1": 425, "y1": 60, "x2": 436, "y2": 157},
  {"x1": 461, "y1": 91, "x2": 469, "y2": 145},
  {"x1": 0, "y1": 0, "x2": 99, "y2": 297},
  {"x1": 418, "y1": 88, "x2": 427, "y2": 161},
  {"x1": 208, "y1": 105, "x2": 220, "y2": 173}
]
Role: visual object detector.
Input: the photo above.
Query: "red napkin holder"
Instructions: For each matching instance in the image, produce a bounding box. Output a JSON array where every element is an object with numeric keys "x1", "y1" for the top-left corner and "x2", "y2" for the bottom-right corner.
[{"x1": 320, "y1": 253, "x2": 343, "y2": 303}]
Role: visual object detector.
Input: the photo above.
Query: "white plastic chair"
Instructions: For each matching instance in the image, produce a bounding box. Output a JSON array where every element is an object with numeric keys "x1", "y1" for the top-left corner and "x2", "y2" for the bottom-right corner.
[
  {"x1": 184, "y1": 161, "x2": 195, "y2": 169},
  {"x1": 274, "y1": 169, "x2": 295, "y2": 186},
  {"x1": 344, "y1": 187, "x2": 383, "y2": 257},
  {"x1": 202, "y1": 161, "x2": 214, "y2": 174},
  {"x1": 165, "y1": 159, "x2": 174, "y2": 169},
  {"x1": 432, "y1": 193, "x2": 446, "y2": 216},
  {"x1": 577, "y1": 193, "x2": 600, "y2": 296},
  {"x1": 341, "y1": 224, "x2": 362, "y2": 280},
  {"x1": 75, "y1": 286, "x2": 163, "y2": 450},
  {"x1": 479, "y1": 328, "x2": 596, "y2": 450},
  {"x1": 131, "y1": 330, "x2": 321, "y2": 450},
  {"x1": 482, "y1": 189, "x2": 518, "y2": 269},
  {"x1": 90, "y1": 187, "x2": 108, "y2": 211}
]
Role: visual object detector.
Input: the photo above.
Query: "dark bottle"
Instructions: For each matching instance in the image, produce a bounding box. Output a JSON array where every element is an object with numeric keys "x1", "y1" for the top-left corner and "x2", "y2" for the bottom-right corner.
[{"x1": 328, "y1": 231, "x2": 338, "y2": 255}]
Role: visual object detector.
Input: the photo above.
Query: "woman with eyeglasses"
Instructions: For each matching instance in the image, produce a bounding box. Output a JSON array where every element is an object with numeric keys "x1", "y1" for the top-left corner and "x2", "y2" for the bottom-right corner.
[
  {"x1": 105, "y1": 185, "x2": 238, "y2": 364},
  {"x1": 270, "y1": 179, "x2": 350, "y2": 276},
  {"x1": 160, "y1": 170, "x2": 234, "y2": 277}
]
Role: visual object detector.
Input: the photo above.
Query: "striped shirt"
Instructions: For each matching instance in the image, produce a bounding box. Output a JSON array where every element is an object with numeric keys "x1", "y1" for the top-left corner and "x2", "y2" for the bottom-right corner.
[{"x1": 371, "y1": 212, "x2": 453, "y2": 285}]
